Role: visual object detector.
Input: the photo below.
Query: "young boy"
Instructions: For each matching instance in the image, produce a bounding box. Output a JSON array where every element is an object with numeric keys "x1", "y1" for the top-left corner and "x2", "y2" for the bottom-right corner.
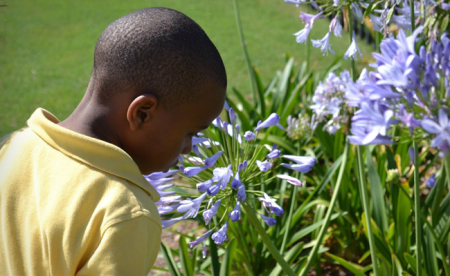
[{"x1": 0, "y1": 7, "x2": 226, "y2": 275}]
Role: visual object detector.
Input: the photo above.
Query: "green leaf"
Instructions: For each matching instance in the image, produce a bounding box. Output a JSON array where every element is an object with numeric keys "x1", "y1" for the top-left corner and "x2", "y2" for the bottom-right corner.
[
  {"x1": 269, "y1": 242, "x2": 304, "y2": 276},
  {"x1": 364, "y1": 1, "x2": 382, "y2": 17},
  {"x1": 161, "y1": 243, "x2": 181, "y2": 276},
  {"x1": 365, "y1": 146, "x2": 389, "y2": 232},
  {"x1": 404, "y1": 253, "x2": 417, "y2": 274},
  {"x1": 326, "y1": 252, "x2": 366, "y2": 276},
  {"x1": 385, "y1": 4, "x2": 397, "y2": 25},
  {"x1": 209, "y1": 241, "x2": 221, "y2": 276},
  {"x1": 219, "y1": 238, "x2": 236, "y2": 276},
  {"x1": 271, "y1": 58, "x2": 294, "y2": 114},
  {"x1": 179, "y1": 236, "x2": 194, "y2": 276},
  {"x1": 423, "y1": 227, "x2": 439, "y2": 276}
]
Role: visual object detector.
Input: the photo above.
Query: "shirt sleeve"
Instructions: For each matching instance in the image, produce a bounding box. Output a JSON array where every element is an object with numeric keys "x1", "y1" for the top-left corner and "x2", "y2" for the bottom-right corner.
[{"x1": 76, "y1": 215, "x2": 162, "y2": 276}]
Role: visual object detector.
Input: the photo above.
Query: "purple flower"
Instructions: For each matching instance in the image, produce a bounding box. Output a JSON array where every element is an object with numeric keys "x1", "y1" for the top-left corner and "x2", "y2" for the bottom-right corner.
[
  {"x1": 260, "y1": 214, "x2": 277, "y2": 226},
  {"x1": 351, "y1": 3, "x2": 363, "y2": 21},
  {"x1": 421, "y1": 109, "x2": 450, "y2": 152},
  {"x1": 230, "y1": 171, "x2": 242, "y2": 189},
  {"x1": 224, "y1": 100, "x2": 230, "y2": 111},
  {"x1": 256, "y1": 160, "x2": 272, "y2": 172},
  {"x1": 207, "y1": 184, "x2": 220, "y2": 196},
  {"x1": 229, "y1": 202, "x2": 241, "y2": 222},
  {"x1": 266, "y1": 147, "x2": 281, "y2": 159},
  {"x1": 212, "y1": 165, "x2": 233, "y2": 190},
  {"x1": 259, "y1": 193, "x2": 284, "y2": 216},
  {"x1": 147, "y1": 169, "x2": 178, "y2": 180},
  {"x1": 188, "y1": 229, "x2": 213, "y2": 249},
  {"x1": 237, "y1": 185, "x2": 246, "y2": 201},
  {"x1": 161, "y1": 216, "x2": 184, "y2": 229},
  {"x1": 192, "y1": 137, "x2": 209, "y2": 145},
  {"x1": 158, "y1": 204, "x2": 180, "y2": 215},
  {"x1": 203, "y1": 200, "x2": 221, "y2": 225},
  {"x1": 344, "y1": 32, "x2": 363, "y2": 60},
  {"x1": 369, "y1": 14, "x2": 383, "y2": 33},
  {"x1": 294, "y1": 26, "x2": 311, "y2": 44},
  {"x1": 192, "y1": 145, "x2": 202, "y2": 157},
  {"x1": 197, "y1": 179, "x2": 213, "y2": 192},
  {"x1": 409, "y1": 147, "x2": 415, "y2": 164},
  {"x1": 349, "y1": 102, "x2": 399, "y2": 145},
  {"x1": 442, "y1": 3, "x2": 450, "y2": 10},
  {"x1": 244, "y1": 131, "x2": 256, "y2": 141},
  {"x1": 426, "y1": 174, "x2": 436, "y2": 188},
  {"x1": 213, "y1": 117, "x2": 223, "y2": 130},
  {"x1": 276, "y1": 175, "x2": 303, "y2": 186},
  {"x1": 312, "y1": 32, "x2": 335, "y2": 55},
  {"x1": 155, "y1": 195, "x2": 181, "y2": 206},
  {"x1": 329, "y1": 17, "x2": 342, "y2": 37},
  {"x1": 299, "y1": 11, "x2": 322, "y2": 27},
  {"x1": 145, "y1": 177, "x2": 173, "y2": 187},
  {"x1": 255, "y1": 113, "x2": 281, "y2": 132},
  {"x1": 229, "y1": 108, "x2": 237, "y2": 125},
  {"x1": 205, "y1": 151, "x2": 223, "y2": 168},
  {"x1": 238, "y1": 160, "x2": 247, "y2": 172},
  {"x1": 183, "y1": 166, "x2": 208, "y2": 177},
  {"x1": 281, "y1": 155, "x2": 316, "y2": 173},
  {"x1": 177, "y1": 193, "x2": 207, "y2": 219},
  {"x1": 211, "y1": 221, "x2": 229, "y2": 245}
]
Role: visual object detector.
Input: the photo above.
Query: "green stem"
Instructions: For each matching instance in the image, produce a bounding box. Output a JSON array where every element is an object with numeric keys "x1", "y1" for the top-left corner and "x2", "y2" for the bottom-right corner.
[
  {"x1": 410, "y1": 0, "x2": 415, "y2": 32},
  {"x1": 356, "y1": 146, "x2": 379, "y2": 276},
  {"x1": 413, "y1": 141, "x2": 422, "y2": 276},
  {"x1": 232, "y1": 0, "x2": 261, "y2": 115},
  {"x1": 299, "y1": 142, "x2": 349, "y2": 276},
  {"x1": 305, "y1": 39, "x2": 310, "y2": 72},
  {"x1": 445, "y1": 151, "x2": 450, "y2": 190},
  {"x1": 347, "y1": 6, "x2": 357, "y2": 81},
  {"x1": 242, "y1": 202, "x2": 296, "y2": 276},
  {"x1": 423, "y1": 219, "x2": 450, "y2": 276}
]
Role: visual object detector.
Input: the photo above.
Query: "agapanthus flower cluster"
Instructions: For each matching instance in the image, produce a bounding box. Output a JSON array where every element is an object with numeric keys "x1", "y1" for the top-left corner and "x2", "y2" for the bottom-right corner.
[
  {"x1": 284, "y1": 0, "x2": 448, "y2": 57},
  {"x1": 146, "y1": 106, "x2": 316, "y2": 256},
  {"x1": 286, "y1": 113, "x2": 316, "y2": 139},
  {"x1": 344, "y1": 28, "x2": 450, "y2": 155},
  {"x1": 310, "y1": 70, "x2": 351, "y2": 134}
]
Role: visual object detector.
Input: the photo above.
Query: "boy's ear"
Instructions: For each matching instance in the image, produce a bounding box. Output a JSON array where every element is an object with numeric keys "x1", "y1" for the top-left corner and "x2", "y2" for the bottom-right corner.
[{"x1": 126, "y1": 94, "x2": 158, "y2": 131}]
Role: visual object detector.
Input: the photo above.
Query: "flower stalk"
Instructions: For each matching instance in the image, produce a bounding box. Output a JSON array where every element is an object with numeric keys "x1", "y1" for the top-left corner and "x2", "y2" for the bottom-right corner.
[
  {"x1": 299, "y1": 141, "x2": 349, "y2": 276},
  {"x1": 242, "y1": 202, "x2": 296, "y2": 276},
  {"x1": 356, "y1": 146, "x2": 379, "y2": 275},
  {"x1": 413, "y1": 140, "x2": 422, "y2": 276}
]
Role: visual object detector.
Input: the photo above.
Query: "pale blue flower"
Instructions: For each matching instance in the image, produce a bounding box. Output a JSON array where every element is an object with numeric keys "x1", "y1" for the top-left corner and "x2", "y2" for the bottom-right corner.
[
  {"x1": 212, "y1": 165, "x2": 233, "y2": 190},
  {"x1": 229, "y1": 108, "x2": 237, "y2": 125},
  {"x1": 344, "y1": 32, "x2": 363, "y2": 60},
  {"x1": 158, "y1": 204, "x2": 180, "y2": 215},
  {"x1": 183, "y1": 166, "x2": 208, "y2": 177},
  {"x1": 244, "y1": 131, "x2": 256, "y2": 141},
  {"x1": 369, "y1": 14, "x2": 383, "y2": 32},
  {"x1": 230, "y1": 171, "x2": 242, "y2": 189},
  {"x1": 211, "y1": 221, "x2": 229, "y2": 245},
  {"x1": 205, "y1": 151, "x2": 223, "y2": 168},
  {"x1": 237, "y1": 185, "x2": 247, "y2": 201},
  {"x1": 426, "y1": 174, "x2": 436, "y2": 188},
  {"x1": 259, "y1": 193, "x2": 284, "y2": 216},
  {"x1": 312, "y1": 32, "x2": 335, "y2": 55},
  {"x1": 266, "y1": 145, "x2": 281, "y2": 159},
  {"x1": 207, "y1": 184, "x2": 220, "y2": 196},
  {"x1": 213, "y1": 117, "x2": 223, "y2": 130},
  {"x1": 188, "y1": 229, "x2": 213, "y2": 248},
  {"x1": 294, "y1": 26, "x2": 311, "y2": 44},
  {"x1": 145, "y1": 177, "x2": 174, "y2": 187},
  {"x1": 276, "y1": 174, "x2": 303, "y2": 186},
  {"x1": 442, "y1": 3, "x2": 450, "y2": 10},
  {"x1": 229, "y1": 202, "x2": 241, "y2": 222},
  {"x1": 255, "y1": 113, "x2": 280, "y2": 132},
  {"x1": 256, "y1": 160, "x2": 272, "y2": 172},
  {"x1": 351, "y1": 3, "x2": 363, "y2": 21},
  {"x1": 192, "y1": 145, "x2": 202, "y2": 157},
  {"x1": 203, "y1": 200, "x2": 221, "y2": 225},
  {"x1": 329, "y1": 17, "x2": 342, "y2": 37},
  {"x1": 161, "y1": 216, "x2": 184, "y2": 229},
  {"x1": 260, "y1": 214, "x2": 276, "y2": 226},
  {"x1": 155, "y1": 195, "x2": 181, "y2": 206},
  {"x1": 224, "y1": 100, "x2": 230, "y2": 111},
  {"x1": 281, "y1": 155, "x2": 316, "y2": 173},
  {"x1": 177, "y1": 193, "x2": 207, "y2": 219},
  {"x1": 197, "y1": 179, "x2": 213, "y2": 192},
  {"x1": 421, "y1": 109, "x2": 450, "y2": 152},
  {"x1": 147, "y1": 169, "x2": 178, "y2": 180}
]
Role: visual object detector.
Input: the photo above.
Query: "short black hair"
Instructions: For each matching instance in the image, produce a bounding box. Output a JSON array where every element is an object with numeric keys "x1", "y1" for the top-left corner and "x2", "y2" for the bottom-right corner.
[{"x1": 92, "y1": 7, "x2": 227, "y2": 108}]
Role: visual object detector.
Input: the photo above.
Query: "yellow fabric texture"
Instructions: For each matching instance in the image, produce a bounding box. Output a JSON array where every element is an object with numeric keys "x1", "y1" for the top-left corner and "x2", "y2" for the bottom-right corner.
[{"x1": 0, "y1": 108, "x2": 162, "y2": 275}]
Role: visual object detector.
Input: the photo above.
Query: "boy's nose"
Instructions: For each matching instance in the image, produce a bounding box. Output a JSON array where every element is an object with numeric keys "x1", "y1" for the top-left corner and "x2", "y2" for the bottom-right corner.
[{"x1": 181, "y1": 140, "x2": 192, "y2": 155}]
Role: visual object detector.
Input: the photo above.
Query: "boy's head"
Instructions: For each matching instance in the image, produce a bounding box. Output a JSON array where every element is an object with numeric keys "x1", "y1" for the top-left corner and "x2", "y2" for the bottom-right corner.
[{"x1": 85, "y1": 7, "x2": 227, "y2": 174}]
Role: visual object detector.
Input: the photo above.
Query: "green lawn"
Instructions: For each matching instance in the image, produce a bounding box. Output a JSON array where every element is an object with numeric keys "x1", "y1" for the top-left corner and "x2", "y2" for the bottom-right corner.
[{"x1": 0, "y1": 0, "x2": 374, "y2": 136}]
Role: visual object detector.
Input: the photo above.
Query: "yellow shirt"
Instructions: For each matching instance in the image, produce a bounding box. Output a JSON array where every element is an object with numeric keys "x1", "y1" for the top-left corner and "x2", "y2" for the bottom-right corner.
[{"x1": 0, "y1": 108, "x2": 162, "y2": 275}]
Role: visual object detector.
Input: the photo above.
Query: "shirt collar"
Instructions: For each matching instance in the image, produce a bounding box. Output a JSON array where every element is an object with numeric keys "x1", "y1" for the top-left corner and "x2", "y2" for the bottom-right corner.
[{"x1": 27, "y1": 108, "x2": 161, "y2": 202}]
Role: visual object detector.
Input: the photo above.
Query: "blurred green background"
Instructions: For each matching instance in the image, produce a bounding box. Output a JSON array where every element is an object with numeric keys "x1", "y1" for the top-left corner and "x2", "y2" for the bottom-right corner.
[{"x1": 0, "y1": 0, "x2": 374, "y2": 137}]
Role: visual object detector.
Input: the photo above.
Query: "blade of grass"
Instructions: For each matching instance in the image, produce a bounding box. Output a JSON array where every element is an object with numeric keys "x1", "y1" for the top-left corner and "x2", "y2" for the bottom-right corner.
[
  {"x1": 161, "y1": 243, "x2": 181, "y2": 276},
  {"x1": 219, "y1": 238, "x2": 236, "y2": 276},
  {"x1": 413, "y1": 141, "x2": 423, "y2": 276},
  {"x1": 179, "y1": 237, "x2": 194, "y2": 276}
]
